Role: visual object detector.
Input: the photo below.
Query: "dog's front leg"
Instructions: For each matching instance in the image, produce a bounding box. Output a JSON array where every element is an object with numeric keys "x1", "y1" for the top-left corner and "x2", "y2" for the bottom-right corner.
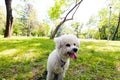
[
  {"x1": 57, "y1": 73, "x2": 64, "y2": 80},
  {"x1": 47, "y1": 72, "x2": 54, "y2": 80}
]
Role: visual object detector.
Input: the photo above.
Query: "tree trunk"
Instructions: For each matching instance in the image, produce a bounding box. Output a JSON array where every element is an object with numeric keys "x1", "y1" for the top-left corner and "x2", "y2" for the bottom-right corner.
[
  {"x1": 112, "y1": 12, "x2": 120, "y2": 40},
  {"x1": 50, "y1": 20, "x2": 65, "y2": 39},
  {"x1": 4, "y1": 0, "x2": 13, "y2": 38}
]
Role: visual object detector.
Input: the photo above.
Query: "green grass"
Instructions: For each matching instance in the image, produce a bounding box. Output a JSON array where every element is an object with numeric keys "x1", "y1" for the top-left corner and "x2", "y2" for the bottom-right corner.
[{"x1": 0, "y1": 38, "x2": 120, "y2": 80}]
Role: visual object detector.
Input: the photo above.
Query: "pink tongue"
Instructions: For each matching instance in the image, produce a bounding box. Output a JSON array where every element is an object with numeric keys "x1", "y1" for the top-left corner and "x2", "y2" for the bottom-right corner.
[{"x1": 69, "y1": 53, "x2": 77, "y2": 59}]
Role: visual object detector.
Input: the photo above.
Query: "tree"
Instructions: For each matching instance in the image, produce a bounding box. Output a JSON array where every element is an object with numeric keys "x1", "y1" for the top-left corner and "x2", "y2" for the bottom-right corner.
[
  {"x1": 4, "y1": 0, "x2": 13, "y2": 38},
  {"x1": 49, "y1": 0, "x2": 83, "y2": 39},
  {"x1": 32, "y1": 22, "x2": 50, "y2": 37},
  {"x1": 88, "y1": 6, "x2": 119, "y2": 40},
  {"x1": 71, "y1": 22, "x2": 83, "y2": 37},
  {"x1": 12, "y1": 18, "x2": 23, "y2": 36},
  {"x1": 98, "y1": 8, "x2": 109, "y2": 39},
  {"x1": 112, "y1": 12, "x2": 120, "y2": 40},
  {"x1": 25, "y1": 3, "x2": 37, "y2": 36},
  {"x1": 112, "y1": 0, "x2": 120, "y2": 40},
  {"x1": 15, "y1": 0, "x2": 38, "y2": 36}
]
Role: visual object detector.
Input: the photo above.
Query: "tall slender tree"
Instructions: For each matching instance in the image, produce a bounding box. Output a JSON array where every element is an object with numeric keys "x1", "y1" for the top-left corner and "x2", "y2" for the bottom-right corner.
[
  {"x1": 112, "y1": 12, "x2": 120, "y2": 40},
  {"x1": 4, "y1": 0, "x2": 13, "y2": 38}
]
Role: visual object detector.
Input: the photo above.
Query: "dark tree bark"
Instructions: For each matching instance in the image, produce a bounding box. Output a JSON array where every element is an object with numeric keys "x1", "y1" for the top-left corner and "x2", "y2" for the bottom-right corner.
[
  {"x1": 50, "y1": 0, "x2": 83, "y2": 39},
  {"x1": 4, "y1": 0, "x2": 13, "y2": 38},
  {"x1": 112, "y1": 12, "x2": 120, "y2": 40}
]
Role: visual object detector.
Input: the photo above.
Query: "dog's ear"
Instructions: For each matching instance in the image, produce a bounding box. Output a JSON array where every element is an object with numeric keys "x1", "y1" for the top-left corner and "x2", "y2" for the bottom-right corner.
[{"x1": 54, "y1": 37, "x2": 62, "y2": 49}]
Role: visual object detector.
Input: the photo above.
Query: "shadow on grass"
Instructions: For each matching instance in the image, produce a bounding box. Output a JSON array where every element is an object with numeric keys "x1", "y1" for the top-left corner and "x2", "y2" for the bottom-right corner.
[
  {"x1": 0, "y1": 38, "x2": 54, "y2": 79},
  {"x1": 66, "y1": 41, "x2": 120, "y2": 79},
  {"x1": 0, "y1": 38, "x2": 120, "y2": 79}
]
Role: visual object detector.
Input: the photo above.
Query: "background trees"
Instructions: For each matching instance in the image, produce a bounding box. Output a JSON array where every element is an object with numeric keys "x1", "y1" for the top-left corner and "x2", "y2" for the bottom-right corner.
[
  {"x1": 86, "y1": 0, "x2": 120, "y2": 40},
  {"x1": 0, "y1": 0, "x2": 120, "y2": 40},
  {"x1": 112, "y1": 12, "x2": 120, "y2": 40},
  {"x1": 0, "y1": 8, "x2": 5, "y2": 35},
  {"x1": 71, "y1": 22, "x2": 83, "y2": 37},
  {"x1": 1, "y1": 0, "x2": 50, "y2": 37},
  {"x1": 14, "y1": 0, "x2": 38, "y2": 36}
]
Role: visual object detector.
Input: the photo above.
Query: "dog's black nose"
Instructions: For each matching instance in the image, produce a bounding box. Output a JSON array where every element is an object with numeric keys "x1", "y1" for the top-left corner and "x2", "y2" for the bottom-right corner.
[{"x1": 73, "y1": 48, "x2": 78, "y2": 52}]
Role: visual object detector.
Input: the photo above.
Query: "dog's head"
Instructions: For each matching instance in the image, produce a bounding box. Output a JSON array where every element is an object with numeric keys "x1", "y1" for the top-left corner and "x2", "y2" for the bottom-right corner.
[{"x1": 54, "y1": 34, "x2": 80, "y2": 59}]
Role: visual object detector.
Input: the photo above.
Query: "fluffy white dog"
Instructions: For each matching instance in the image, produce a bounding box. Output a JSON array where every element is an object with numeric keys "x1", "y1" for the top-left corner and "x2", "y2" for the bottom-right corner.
[{"x1": 47, "y1": 34, "x2": 80, "y2": 80}]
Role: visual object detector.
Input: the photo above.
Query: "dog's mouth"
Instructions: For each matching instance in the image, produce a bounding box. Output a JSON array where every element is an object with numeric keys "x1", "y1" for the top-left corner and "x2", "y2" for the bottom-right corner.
[{"x1": 68, "y1": 52, "x2": 77, "y2": 60}]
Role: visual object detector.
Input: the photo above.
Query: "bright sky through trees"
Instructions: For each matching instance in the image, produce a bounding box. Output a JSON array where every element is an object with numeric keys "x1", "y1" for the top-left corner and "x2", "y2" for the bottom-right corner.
[{"x1": 0, "y1": 0, "x2": 106, "y2": 24}]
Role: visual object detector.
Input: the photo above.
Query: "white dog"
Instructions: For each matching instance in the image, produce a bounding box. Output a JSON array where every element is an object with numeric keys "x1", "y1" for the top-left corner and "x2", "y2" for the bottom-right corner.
[{"x1": 47, "y1": 34, "x2": 80, "y2": 80}]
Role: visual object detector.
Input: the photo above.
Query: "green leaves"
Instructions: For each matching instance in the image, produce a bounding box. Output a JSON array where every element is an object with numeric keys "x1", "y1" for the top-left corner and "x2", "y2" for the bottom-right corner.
[
  {"x1": 48, "y1": 0, "x2": 64, "y2": 20},
  {"x1": 86, "y1": 0, "x2": 120, "y2": 40},
  {"x1": 48, "y1": 0, "x2": 73, "y2": 20},
  {"x1": 0, "y1": 8, "x2": 5, "y2": 35}
]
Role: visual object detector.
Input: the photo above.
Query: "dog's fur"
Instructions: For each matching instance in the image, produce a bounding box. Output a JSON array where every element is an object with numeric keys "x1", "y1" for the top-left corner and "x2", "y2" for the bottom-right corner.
[{"x1": 46, "y1": 34, "x2": 80, "y2": 80}]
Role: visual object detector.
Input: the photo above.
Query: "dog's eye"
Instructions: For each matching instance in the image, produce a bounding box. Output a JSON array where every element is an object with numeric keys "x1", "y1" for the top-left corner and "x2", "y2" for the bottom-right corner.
[
  {"x1": 74, "y1": 43, "x2": 76, "y2": 46},
  {"x1": 66, "y1": 44, "x2": 70, "y2": 47}
]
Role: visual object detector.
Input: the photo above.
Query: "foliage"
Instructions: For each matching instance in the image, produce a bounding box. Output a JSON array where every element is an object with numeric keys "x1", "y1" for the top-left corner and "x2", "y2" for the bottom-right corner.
[
  {"x1": 21, "y1": 3, "x2": 38, "y2": 36},
  {"x1": 0, "y1": 38, "x2": 120, "y2": 79},
  {"x1": 48, "y1": 0, "x2": 72, "y2": 20},
  {"x1": 86, "y1": 0, "x2": 120, "y2": 40},
  {"x1": 11, "y1": 0, "x2": 50, "y2": 37},
  {"x1": 32, "y1": 22, "x2": 50, "y2": 37},
  {"x1": 48, "y1": 0, "x2": 64, "y2": 20},
  {"x1": 0, "y1": 8, "x2": 5, "y2": 35},
  {"x1": 87, "y1": 30, "x2": 100, "y2": 39},
  {"x1": 56, "y1": 25, "x2": 65, "y2": 37},
  {"x1": 11, "y1": 0, "x2": 39, "y2": 36},
  {"x1": 71, "y1": 22, "x2": 83, "y2": 37},
  {"x1": 13, "y1": 18, "x2": 24, "y2": 36}
]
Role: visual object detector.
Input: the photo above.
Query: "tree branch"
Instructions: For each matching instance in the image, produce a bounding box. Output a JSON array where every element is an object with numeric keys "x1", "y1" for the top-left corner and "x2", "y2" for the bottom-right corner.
[
  {"x1": 64, "y1": 0, "x2": 83, "y2": 22},
  {"x1": 50, "y1": 0, "x2": 83, "y2": 39}
]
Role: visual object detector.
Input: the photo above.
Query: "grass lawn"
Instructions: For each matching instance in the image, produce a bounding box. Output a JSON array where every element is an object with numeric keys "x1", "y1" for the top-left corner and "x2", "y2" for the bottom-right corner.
[{"x1": 0, "y1": 37, "x2": 120, "y2": 80}]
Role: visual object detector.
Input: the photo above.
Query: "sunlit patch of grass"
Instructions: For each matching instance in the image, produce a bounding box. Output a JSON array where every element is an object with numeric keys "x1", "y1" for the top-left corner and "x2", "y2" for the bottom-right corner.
[
  {"x1": 0, "y1": 38, "x2": 120, "y2": 80},
  {"x1": 65, "y1": 39, "x2": 120, "y2": 80},
  {"x1": 0, "y1": 49, "x2": 17, "y2": 56},
  {"x1": 0, "y1": 37, "x2": 54, "y2": 80},
  {"x1": 13, "y1": 49, "x2": 36, "y2": 61},
  {"x1": 115, "y1": 62, "x2": 120, "y2": 71}
]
